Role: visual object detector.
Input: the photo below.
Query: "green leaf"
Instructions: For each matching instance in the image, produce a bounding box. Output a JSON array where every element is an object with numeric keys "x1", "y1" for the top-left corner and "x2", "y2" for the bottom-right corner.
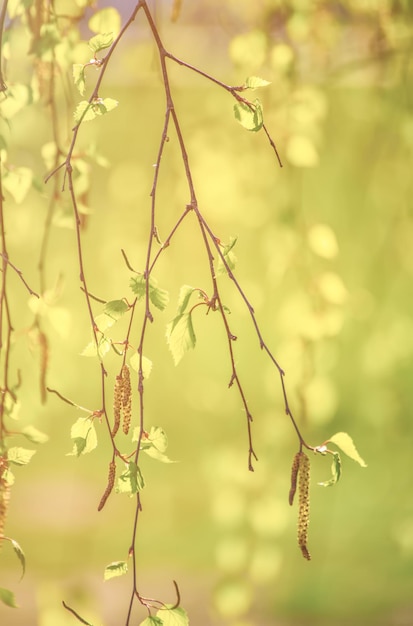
[
  {"x1": 327, "y1": 432, "x2": 367, "y2": 467},
  {"x1": 21, "y1": 426, "x2": 49, "y2": 444},
  {"x1": 7, "y1": 447, "x2": 36, "y2": 466},
  {"x1": 245, "y1": 76, "x2": 271, "y2": 89},
  {"x1": 129, "y1": 352, "x2": 153, "y2": 379},
  {"x1": 130, "y1": 276, "x2": 169, "y2": 311},
  {"x1": 234, "y1": 98, "x2": 264, "y2": 132},
  {"x1": 67, "y1": 417, "x2": 97, "y2": 457},
  {"x1": 11, "y1": 539, "x2": 26, "y2": 578},
  {"x1": 166, "y1": 313, "x2": 196, "y2": 365},
  {"x1": 0, "y1": 587, "x2": 18, "y2": 608},
  {"x1": 103, "y1": 299, "x2": 129, "y2": 320},
  {"x1": 156, "y1": 606, "x2": 189, "y2": 626},
  {"x1": 318, "y1": 452, "x2": 342, "y2": 487},
  {"x1": 140, "y1": 618, "x2": 164, "y2": 626},
  {"x1": 176, "y1": 285, "x2": 197, "y2": 316},
  {"x1": 139, "y1": 427, "x2": 175, "y2": 463},
  {"x1": 81, "y1": 335, "x2": 112, "y2": 358},
  {"x1": 88, "y1": 8, "x2": 121, "y2": 36},
  {"x1": 217, "y1": 236, "x2": 238, "y2": 274},
  {"x1": 116, "y1": 462, "x2": 145, "y2": 495},
  {"x1": 3, "y1": 167, "x2": 33, "y2": 203},
  {"x1": 104, "y1": 560, "x2": 128, "y2": 581},
  {"x1": 74, "y1": 100, "x2": 96, "y2": 123},
  {"x1": 73, "y1": 64, "x2": 86, "y2": 96},
  {"x1": 88, "y1": 32, "x2": 114, "y2": 54}
]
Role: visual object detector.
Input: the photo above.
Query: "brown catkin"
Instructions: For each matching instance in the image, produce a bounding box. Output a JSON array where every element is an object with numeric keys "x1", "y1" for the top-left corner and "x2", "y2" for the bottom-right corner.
[
  {"x1": 289, "y1": 452, "x2": 301, "y2": 506},
  {"x1": 98, "y1": 460, "x2": 116, "y2": 511},
  {"x1": 297, "y1": 452, "x2": 311, "y2": 561},
  {"x1": 112, "y1": 373, "x2": 123, "y2": 437},
  {"x1": 121, "y1": 364, "x2": 132, "y2": 435}
]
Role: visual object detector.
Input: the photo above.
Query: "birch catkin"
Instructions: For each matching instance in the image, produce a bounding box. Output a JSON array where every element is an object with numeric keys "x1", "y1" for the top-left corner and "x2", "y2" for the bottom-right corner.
[
  {"x1": 0, "y1": 456, "x2": 10, "y2": 540},
  {"x1": 112, "y1": 373, "x2": 123, "y2": 437},
  {"x1": 289, "y1": 452, "x2": 301, "y2": 506},
  {"x1": 297, "y1": 452, "x2": 311, "y2": 560},
  {"x1": 121, "y1": 364, "x2": 132, "y2": 435},
  {"x1": 98, "y1": 460, "x2": 116, "y2": 511}
]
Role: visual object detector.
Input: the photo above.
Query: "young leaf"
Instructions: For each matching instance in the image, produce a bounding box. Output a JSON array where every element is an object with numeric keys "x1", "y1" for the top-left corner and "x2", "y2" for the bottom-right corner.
[
  {"x1": 327, "y1": 432, "x2": 367, "y2": 467},
  {"x1": 217, "y1": 236, "x2": 238, "y2": 274},
  {"x1": 88, "y1": 8, "x2": 121, "y2": 36},
  {"x1": 176, "y1": 285, "x2": 197, "y2": 316},
  {"x1": 67, "y1": 417, "x2": 97, "y2": 457},
  {"x1": 0, "y1": 587, "x2": 18, "y2": 608},
  {"x1": 82, "y1": 335, "x2": 112, "y2": 358},
  {"x1": 11, "y1": 539, "x2": 26, "y2": 578},
  {"x1": 104, "y1": 560, "x2": 128, "y2": 581},
  {"x1": 129, "y1": 352, "x2": 153, "y2": 379},
  {"x1": 234, "y1": 98, "x2": 264, "y2": 132},
  {"x1": 103, "y1": 299, "x2": 129, "y2": 320},
  {"x1": 116, "y1": 462, "x2": 145, "y2": 495},
  {"x1": 318, "y1": 452, "x2": 342, "y2": 487},
  {"x1": 130, "y1": 276, "x2": 169, "y2": 311},
  {"x1": 74, "y1": 101, "x2": 96, "y2": 124},
  {"x1": 140, "y1": 618, "x2": 163, "y2": 626},
  {"x1": 245, "y1": 76, "x2": 271, "y2": 89},
  {"x1": 138, "y1": 427, "x2": 175, "y2": 462},
  {"x1": 156, "y1": 606, "x2": 189, "y2": 626},
  {"x1": 3, "y1": 166, "x2": 33, "y2": 203},
  {"x1": 88, "y1": 32, "x2": 114, "y2": 54},
  {"x1": 21, "y1": 425, "x2": 49, "y2": 444},
  {"x1": 7, "y1": 447, "x2": 36, "y2": 466},
  {"x1": 166, "y1": 313, "x2": 196, "y2": 365},
  {"x1": 73, "y1": 64, "x2": 86, "y2": 96}
]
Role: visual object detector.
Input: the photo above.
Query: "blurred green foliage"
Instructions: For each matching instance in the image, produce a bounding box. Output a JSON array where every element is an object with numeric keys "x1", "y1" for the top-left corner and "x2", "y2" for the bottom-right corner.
[{"x1": 1, "y1": 1, "x2": 413, "y2": 625}]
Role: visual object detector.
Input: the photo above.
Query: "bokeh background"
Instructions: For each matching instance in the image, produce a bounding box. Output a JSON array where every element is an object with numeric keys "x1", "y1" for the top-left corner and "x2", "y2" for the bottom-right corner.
[{"x1": 1, "y1": 0, "x2": 413, "y2": 625}]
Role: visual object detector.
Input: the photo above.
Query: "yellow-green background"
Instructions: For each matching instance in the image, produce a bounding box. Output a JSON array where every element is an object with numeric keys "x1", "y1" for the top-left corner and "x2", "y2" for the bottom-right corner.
[{"x1": 1, "y1": 1, "x2": 413, "y2": 625}]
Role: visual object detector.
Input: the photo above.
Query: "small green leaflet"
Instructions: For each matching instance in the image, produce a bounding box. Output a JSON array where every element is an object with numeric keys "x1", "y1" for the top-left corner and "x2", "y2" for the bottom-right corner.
[
  {"x1": 104, "y1": 560, "x2": 128, "y2": 581},
  {"x1": 74, "y1": 98, "x2": 119, "y2": 124},
  {"x1": 0, "y1": 587, "x2": 18, "y2": 608},
  {"x1": 234, "y1": 99, "x2": 264, "y2": 132},
  {"x1": 245, "y1": 76, "x2": 271, "y2": 89},
  {"x1": 217, "y1": 236, "x2": 238, "y2": 274},
  {"x1": 116, "y1": 462, "x2": 145, "y2": 495},
  {"x1": 327, "y1": 432, "x2": 367, "y2": 467},
  {"x1": 103, "y1": 299, "x2": 129, "y2": 320},
  {"x1": 7, "y1": 447, "x2": 36, "y2": 466},
  {"x1": 67, "y1": 417, "x2": 97, "y2": 457},
  {"x1": 21, "y1": 425, "x2": 49, "y2": 444},
  {"x1": 73, "y1": 64, "x2": 86, "y2": 96},
  {"x1": 137, "y1": 426, "x2": 175, "y2": 463},
  {"x1": 11, "y1": 539, "x2": 26, "y2": 578},
  {"x1": 156, "y1": 606, "x2": 189, "y2": 626},
  {"x1": 82, "y1": 334, "x2": 112, "y2": 358},
  {"x1": 166, "y1": 313, "x2": 196, "y2": 366},
  {"x1": 175, "y1": 285, "x2": 197, "y2": 317},
  {"x1": 318, "y1": 451, "x2": 342, "y2": 487},
  {"x1": 130, "y1": 275, "x2": 169, "y2": 311},
  {"x1": 88, "y1": 32, "x2": 114, "y2": 54},
  {"x1": 129, "y1": 352, "x2": 153, "y2": 379}
]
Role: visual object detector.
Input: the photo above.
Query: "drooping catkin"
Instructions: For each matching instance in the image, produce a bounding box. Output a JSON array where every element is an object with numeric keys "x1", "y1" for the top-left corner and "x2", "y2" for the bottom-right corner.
[
  {"x1": 121, "y1": 364, "x2": 132, "y2": 435},
  {"x1": 289, "y1": 452, "x2": 301, "y2": 506},
  {"x1": 0, "y1": 456, "x2": 10, "y2": 541},
  {"x1": 112, "y1": 373, "x2": 123, "y2": 437},
  {"x1": 297, "y1": 452, "x2": 311, "y2": 560},
  {"x1": 98, "y1": 460, "x2": 116, "y2": 511}
]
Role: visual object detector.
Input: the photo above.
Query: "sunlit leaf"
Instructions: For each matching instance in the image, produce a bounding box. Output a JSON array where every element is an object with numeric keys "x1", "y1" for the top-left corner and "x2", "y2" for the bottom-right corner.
[
  {"x1": 3, "y1": 167, "x2": 33, "y2": 203},
  {"x1": 166, "y1": 313, "x2": 196, "y2": 365},
  {"x1": 318, "y1": 452, "x2": 342, "y2": 487},
  {"x1": 140, "y1": 617, "x2": 163, "y2": 626},
  {"x1": 88, "y1": 8, "x2": 121, "y2": 36},
  {"x1": 7, "y1": 447, "x2": 36, "y2": 466},
  {"x1": 245, "y1": 76, "x2": 271, "y2": 89},
  {"x1": 0, "y1": 83, "x2": 29, "y2": 118},
  {"x1": 104, "y1": 560, "x2": 128, "y2": 581},
  {"x1": 88, "y1": 32, "x2": 114, "y2": 54},
  {"x1": 130, "y1": 276, "x2": 169, "y2": 311},
  {"x1": 217, "y1": 236, "x2": 238, "y2": 274},
  {"x1": 139, "y1": 426, "x2": 175, "y2": 463},
  {"x1": 73, "y1": 64, "x2": 86, "y2": 96},
  {"x1": 233, "y1": 99, "x2": 263, "y2": 132},
  {"x1": 116, "y1": 462, "x2": 145, "y2": 495},
  {"x1": 129, "y1": 352, "x2": 153, "y2": 379},
  {"x1": 156, "y1": 606, "x2": 189, "y2": 626},
  {"x1": 67, "y1": 417, "x2": 97, "y2": 457},
  {"x1": 74, "y1": 100, "x2": 96, "y2": 123},
  {"x1": 21, "y1": 426, "x2": 49, "y2": 444},
  {"x1": 0, "y1": 587, "x2": 18, "y2": 608},
  {"x1": 327, "y1": 432, "x2": 367, "y2": 467}
]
